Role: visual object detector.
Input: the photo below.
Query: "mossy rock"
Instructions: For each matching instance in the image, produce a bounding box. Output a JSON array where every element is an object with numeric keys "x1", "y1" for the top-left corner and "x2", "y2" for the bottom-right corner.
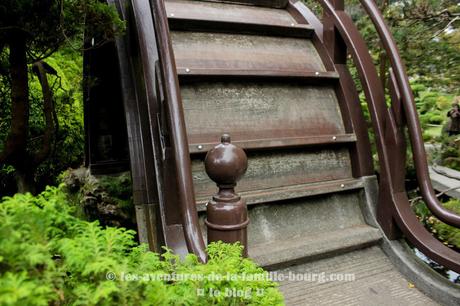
[{"x1": 60, "y1": 168, "x2": 136, "y2": 229}]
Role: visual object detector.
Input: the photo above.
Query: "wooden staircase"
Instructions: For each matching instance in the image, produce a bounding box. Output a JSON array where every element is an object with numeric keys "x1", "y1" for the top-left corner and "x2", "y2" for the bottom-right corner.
[
  {"x1": 86, "y1": 0, "x2": 460, "y2": 304},
  {"x1": 167, "y1": 0, "x2": 374, "y2": 260},
  {"x1": 165, "y1": 1, "x2": 436, "y2": 303}
]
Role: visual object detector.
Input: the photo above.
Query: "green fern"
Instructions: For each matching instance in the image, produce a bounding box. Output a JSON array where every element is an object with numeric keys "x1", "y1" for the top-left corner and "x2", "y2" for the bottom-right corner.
[{"x1": 0, "y1": 186, "x2": 284, "y2": 305}]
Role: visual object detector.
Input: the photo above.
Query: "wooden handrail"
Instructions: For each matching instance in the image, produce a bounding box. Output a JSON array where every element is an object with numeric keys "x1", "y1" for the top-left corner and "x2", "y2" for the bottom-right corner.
[
  {"x1": 314, "y1": 0, "x2": 460, "y2": 272},
  {"x1": 149, "y1": 0, "x2": 207, "y2": 262},
  {"x1": 358, "y1": 0, "x2": 460, "y2": 227}
]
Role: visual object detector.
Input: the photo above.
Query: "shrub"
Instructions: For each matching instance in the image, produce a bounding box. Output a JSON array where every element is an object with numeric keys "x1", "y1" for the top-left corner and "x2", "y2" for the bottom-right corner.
[
  {"x1": 0, "y1": 186, "x2": 284, "y2": 305},
  {"x1": 412, "y1": 198, "x2": 460, "y2": 249},
  {"x1": 428, "y1": 114, "x2": 444, "y2": 125},
  {"x1": 432, "y1": 135, "x2": 460, "y2": 171}
]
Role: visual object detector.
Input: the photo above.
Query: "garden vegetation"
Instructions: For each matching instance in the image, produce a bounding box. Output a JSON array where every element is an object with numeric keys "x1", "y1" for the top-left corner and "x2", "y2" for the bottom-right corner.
[{"x1": 0, "y1": 186, "x2": 283, "y2": 305}]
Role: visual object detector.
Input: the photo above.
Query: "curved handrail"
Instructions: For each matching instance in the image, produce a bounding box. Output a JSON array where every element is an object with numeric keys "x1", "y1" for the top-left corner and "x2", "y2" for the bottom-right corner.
[
  {"x1": 317, "y1": 0, "x2": 460, "y2": 227},
  {"x1": 313, "y1": 0, "x2": 460, "y2": 272},
  {"x1": 149, "y1": 0, "x2": 207, "y2": 262},
  {"x1": 358, "y1": 0, "x2": 460, "y2": 228}
]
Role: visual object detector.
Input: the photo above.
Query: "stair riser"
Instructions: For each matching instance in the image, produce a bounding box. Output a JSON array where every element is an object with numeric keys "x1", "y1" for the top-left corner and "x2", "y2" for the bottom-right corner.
[
  {"x1": 192, "y1": 148, "x2": 353, "y2": 203},
  {"x1": 181, "y1": 82, "x2": 346, "y2": 148},
  {"x1": 199, "y1": 190, "x2": 367, "y2": 246},
  {"x1": 172, "y1": 31, "x2": 325, "y2": 73},
  {"x1": 166, "y1": 0, "x2": 290, "y2": 19}
]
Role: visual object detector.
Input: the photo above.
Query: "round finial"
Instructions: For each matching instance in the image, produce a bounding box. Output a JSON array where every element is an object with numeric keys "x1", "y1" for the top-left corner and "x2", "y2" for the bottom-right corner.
[{"x1": 205, "y1": 134, "x2": 248, "y2": 187}]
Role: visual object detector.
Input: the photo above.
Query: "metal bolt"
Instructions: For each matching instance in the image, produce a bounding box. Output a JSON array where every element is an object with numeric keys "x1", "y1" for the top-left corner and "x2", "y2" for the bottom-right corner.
[
  {"x1": 332, "y1": 136, "x2": 337, "y2": 140},
  {"x1": 315, "y1": 71, "x2": 320, "y2": 76},
  {"x1": 170, "y1": 13, "x2": 175, "y2": 17},
  {"x1": 197, "y1": 145, "x2": 203, "y2": 150},
  {"x1": 340, "y1": 184, "x2": 345, "y2": 188},
  {"x1": 185, "y1": 68, "x2": 190, "y2": 73},
  {"x1": 291, "y1": 23, "x2": 295, "y2": 26}
]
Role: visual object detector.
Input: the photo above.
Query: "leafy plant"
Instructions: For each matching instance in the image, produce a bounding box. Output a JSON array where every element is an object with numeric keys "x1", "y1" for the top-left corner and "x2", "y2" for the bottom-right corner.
[
  {"x1": 0, "y1": 186, "x2": 284, "y2": 305},
  {"x1": 0, "y1": 0, "x2": 125, "y2": 194},
  {"x1": 432, "y1": 134, "x2": 460, "y2": 170},
  {"x1": 412, "y1": 198, "x2": 460, "y2": 249}
]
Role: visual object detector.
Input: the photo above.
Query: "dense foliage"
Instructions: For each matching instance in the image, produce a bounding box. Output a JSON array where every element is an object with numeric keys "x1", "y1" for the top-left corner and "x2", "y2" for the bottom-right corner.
[
  {"x1": 0, "y1": 186, "x2": 284, "y2": 305},
  {"x1": 0, "y1": 48, "x2": 85, "y2": 195},
  {"x1": 0, "y1": 0, "x2": 125, "y2": 194}
]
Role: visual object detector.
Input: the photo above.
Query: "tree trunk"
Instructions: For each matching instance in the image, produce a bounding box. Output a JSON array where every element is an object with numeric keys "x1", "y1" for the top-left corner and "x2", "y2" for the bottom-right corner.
[
  {"x1": 15, "y1": 169, "x2": 36, "y2": 195},
  {"x1": 0, "y1": 34, "x2": 29, "y2": 166},
  {"x1": 0, "y1": 33, "x2": 33, "y2": 193}
]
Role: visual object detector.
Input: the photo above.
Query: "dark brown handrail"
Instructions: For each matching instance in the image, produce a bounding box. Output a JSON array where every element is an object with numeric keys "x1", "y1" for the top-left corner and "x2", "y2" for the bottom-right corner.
[
  {"x1": 358, "y1": 0, "x2": 460, "y2": 228},
  {"x1": 313, "y1": 0, "x2": 460, "y2": 272},
  {"x1": 149, "y1": 0, "x2": 207, "y2": 262}
]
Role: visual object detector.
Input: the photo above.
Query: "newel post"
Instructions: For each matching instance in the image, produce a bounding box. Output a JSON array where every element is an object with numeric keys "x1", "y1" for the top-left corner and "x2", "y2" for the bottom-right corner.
[{"x1": 204, "y1": 134, "x2": 249, "y2": 256}]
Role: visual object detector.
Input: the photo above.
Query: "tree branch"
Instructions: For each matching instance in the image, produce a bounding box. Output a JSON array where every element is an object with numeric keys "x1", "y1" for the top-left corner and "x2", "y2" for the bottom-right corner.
[
  {"x1": 432, "y1": 16, "x2": 460, "y2": 38},
  {"x1": 32, "y1": 61, "x2": 55, "y2": 166}
]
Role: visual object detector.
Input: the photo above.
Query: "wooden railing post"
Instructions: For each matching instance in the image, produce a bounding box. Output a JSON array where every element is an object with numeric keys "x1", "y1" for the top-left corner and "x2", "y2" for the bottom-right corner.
[
  {"x1": 204, "y1": 134, "x2": 249, "y2": 256},
  {"x1": 323, "y1": 0, "x2": 347, "y2": 65}
]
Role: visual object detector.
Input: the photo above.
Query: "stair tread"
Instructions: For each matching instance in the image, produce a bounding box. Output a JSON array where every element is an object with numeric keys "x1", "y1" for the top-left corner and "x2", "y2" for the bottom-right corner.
[
  {"x1": 178, "y1": 68, "x2": 339, "y2": 80},
  {"x1": 166, "y1": 0, "x2": 311, "y2": 37},
  {"x1": 178, "y1": 0, "x2": 289, "y2": 9},
  {"x1": 196, "y1": 177, "x2": 363, "y2": 211},
  {"x1": 249, "y1": 225, "x2": 382, "y2": 269},
  {"x1": 190, "y1": 133, "x2": 355, "y2": 154}
]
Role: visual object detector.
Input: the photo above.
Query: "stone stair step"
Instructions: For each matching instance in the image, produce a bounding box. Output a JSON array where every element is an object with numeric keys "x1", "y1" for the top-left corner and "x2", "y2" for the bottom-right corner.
[
  {"x1": 250, "y1": 225, "x2": 382, "y2": 269},
  {"x1": 196, "y1": 177, "x2": 363, "y2": 211}
]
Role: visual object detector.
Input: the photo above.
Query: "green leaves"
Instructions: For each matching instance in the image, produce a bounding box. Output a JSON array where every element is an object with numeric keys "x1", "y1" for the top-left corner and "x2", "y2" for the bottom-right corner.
[
  {"x1": 413, "y1": 199, "x2": 460, "y2": 249},
  {"x1": 0, "y1": 272, "x2": 55, "y2": 306},
  {"x1": 0, "y1": 186, "x2": 284, "y2": 305},
  {"x1": 0, "y1": 0, "x2": 125, "y2": 61}
]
